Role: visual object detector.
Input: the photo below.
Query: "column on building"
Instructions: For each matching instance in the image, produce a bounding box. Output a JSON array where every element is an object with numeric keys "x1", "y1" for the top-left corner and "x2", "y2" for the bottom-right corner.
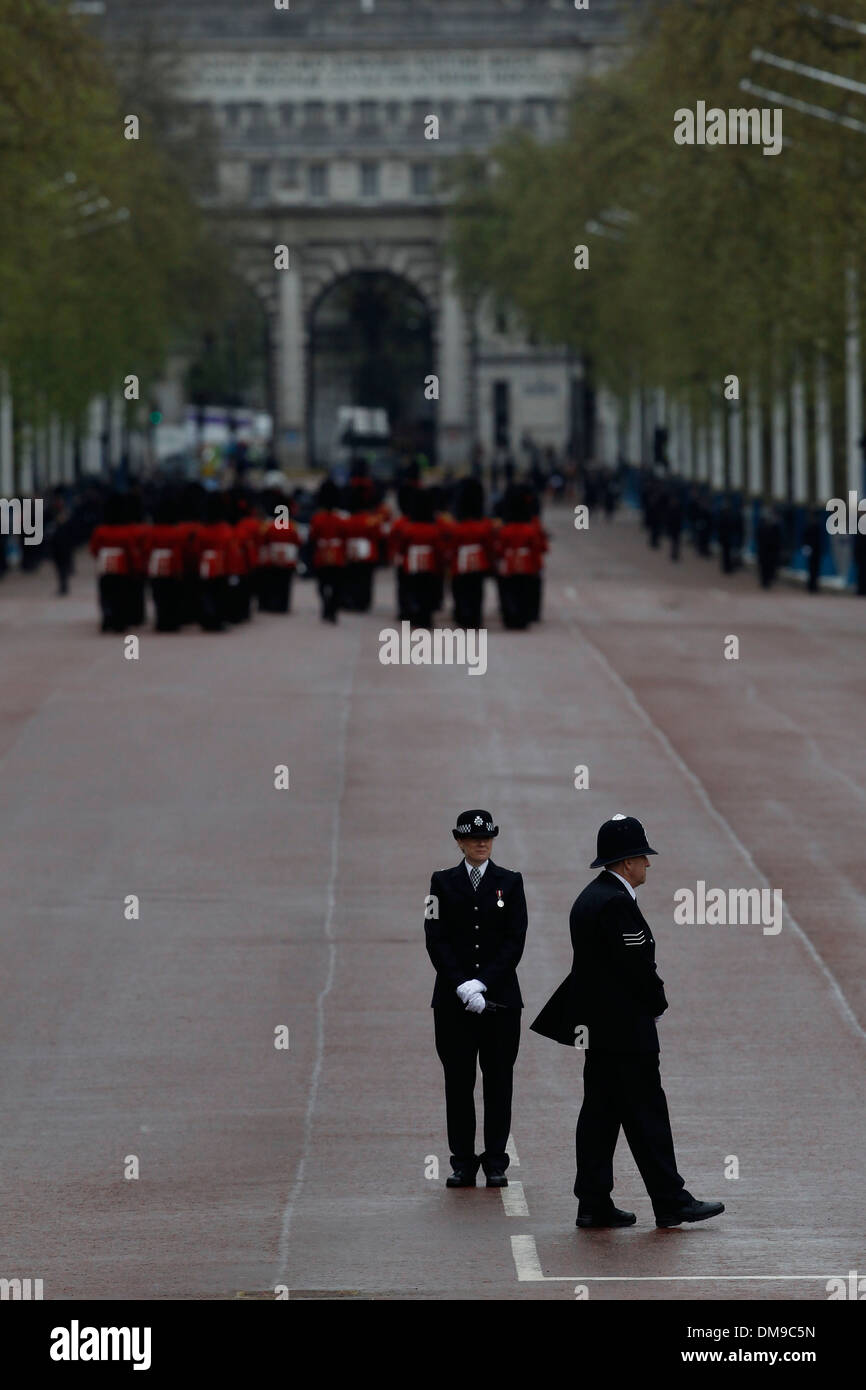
[
  {"x1": 771, "y1": 383, "x2": 788, "y2": 501},
  {"x1": 35, "y1": 421, "x2": 49, "y2": 491},
  {"x1": 61, "y1": 420, "x2": 75, "y2": 483},
  {"x1": 437, "y1": 265, "x2": 472, "y2": 469},
  {"x1": 728, "y1": 398, "x2": 744, "y2": 491},
  {"x1": 275, "y1": 251, "x2": 307, "y2": 470},
  {"x1": 84, "y1": 397, "x2": 103, "y2": 476},
  {"x1": 790, "y1": 358, "x2": 808, "y2": 504},
  {"x1": 814, "y1": 352, "x2": 833, "y2": 503},
  {"x1": 0, "y1": 369, "x2": 13, "y2": 496},
  {"x1": 109, "y1": 395, "x2": 124, "y2": 473},
  {"x1": 627, "y1": 386, "x2": 642, "y2": 465},
  {"x1": 710, "y1": 407, "x2": 725, "y2": 489},
  {"x1": 679, "y1": 399, "x2": 694, "y2": 479},
  {"x1": 667, "y1": 396, "x2": 679, "y2": 472},
  {"x1": 747, "y1": 383, "x2": 763, "y2": 497},
  {"x1": 695, "y1": 417, "x2": 709, "y2": 482},
  {"x1": 845, "y1": 263, "x2": 862, "y2": 496},
  {"x1": 19, "y1": 425, "x2": 34, "y2": 494},
  {"x1": 49, "y1": 416, "x2": 63, "y2": 486}
]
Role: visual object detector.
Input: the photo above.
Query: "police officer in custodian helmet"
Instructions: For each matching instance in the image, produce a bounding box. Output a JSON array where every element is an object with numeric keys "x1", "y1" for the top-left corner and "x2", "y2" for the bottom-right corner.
[
  {"x1": 425, "y1": 810, "x2": 528, "y2": 1189},
  {"x1": 531, "y1": 815, "x2": 725, "y2": 1229}
]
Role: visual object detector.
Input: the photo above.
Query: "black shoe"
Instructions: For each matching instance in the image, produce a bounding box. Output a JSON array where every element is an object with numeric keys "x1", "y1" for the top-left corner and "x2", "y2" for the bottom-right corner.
[
  {"x1": 655, "y1": 1198, "x2": 725, "y2": 1228},
  {"x1": 446, "y1": 1170, "x2": 477, "y2": 1188},
  {"x1": 576, "y1": 1205, "x2": 636, "y2": 1228},
  {"x1": 485, "y1": 1172, "x2": 508, "y2": 1188}
]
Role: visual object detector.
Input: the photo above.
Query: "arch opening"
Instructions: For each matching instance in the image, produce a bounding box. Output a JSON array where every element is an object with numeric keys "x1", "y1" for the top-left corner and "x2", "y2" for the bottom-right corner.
[{"x1": 308, "y1": 270, "x2": 435, "y2": 471}]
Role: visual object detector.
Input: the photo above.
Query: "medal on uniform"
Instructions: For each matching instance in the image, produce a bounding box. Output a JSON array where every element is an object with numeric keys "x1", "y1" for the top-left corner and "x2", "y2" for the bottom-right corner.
[{"x1": 496, "y1": 890, "x2": 504, "y2": 908}]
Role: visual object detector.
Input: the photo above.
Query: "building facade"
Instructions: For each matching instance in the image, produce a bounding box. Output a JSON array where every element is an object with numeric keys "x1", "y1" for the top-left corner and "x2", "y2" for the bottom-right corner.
[{"x1": 97, "y1": 0, "x2": 634, "y2": 469}]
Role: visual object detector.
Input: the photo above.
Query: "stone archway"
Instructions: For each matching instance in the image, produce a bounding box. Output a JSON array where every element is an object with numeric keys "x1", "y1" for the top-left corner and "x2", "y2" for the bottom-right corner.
[{"x1": 307, "y1": 269, "x2": 436, "y2": 468}]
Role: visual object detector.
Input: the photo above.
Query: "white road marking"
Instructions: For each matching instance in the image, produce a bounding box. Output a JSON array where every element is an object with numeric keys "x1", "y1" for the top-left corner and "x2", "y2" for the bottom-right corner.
[
  {"x1": 500, "y1": 1181, "x2": 529, "y2": 1217},
  {"x1": 506, "y1": 1133, "x2": 520, "y2": 1166},
  {"x1": 510, "y1": 1234, "x2": 545, "y2": 1281},
  {"x1": 510, "y1": 1236, "x2": 844, "y2": 1284},
  {"x1": 273, "y1": 646, "x2": 358, "y2": 1285},
  {"x1": 571, "y1": 620, "x2": 866, "y2": 1046}
]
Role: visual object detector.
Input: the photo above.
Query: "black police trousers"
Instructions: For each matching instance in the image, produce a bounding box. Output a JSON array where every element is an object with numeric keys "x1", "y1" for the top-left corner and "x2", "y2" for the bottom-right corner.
[
  {"x1": 574, "y1": 1050, "x2": 685, "y2": 1210},
  {"x1": 434, "y1": 1004, "x2": 521, "y2": 1173}
]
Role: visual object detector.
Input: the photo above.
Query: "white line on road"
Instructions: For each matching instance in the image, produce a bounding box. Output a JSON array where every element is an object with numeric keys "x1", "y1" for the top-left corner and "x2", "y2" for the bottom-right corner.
[
  {"x1": 511, "y1": 1234, "x2": 545, "y2": 1281},
  {"x1": 506, "y1": 1133, "x2": 520, "y2": 1166},
  {"x1": 510, "y1": 1237, "x2": 843, "y2": 1284},
  {"x1": 500, "y1": 1181, "x2": 529, "y2": 1217},
  {"x1": 273, "y1": 645, "x2": 359, "y2": 1286}
]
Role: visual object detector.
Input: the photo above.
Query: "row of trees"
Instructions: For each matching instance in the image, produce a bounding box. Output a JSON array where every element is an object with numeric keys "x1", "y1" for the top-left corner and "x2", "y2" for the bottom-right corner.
[
  {"x1": 447, "y1": 0, "x2": 866, "y2": 497},
  {"x1": 0, "y1": 0, "x2": 261, "y2": 475}
]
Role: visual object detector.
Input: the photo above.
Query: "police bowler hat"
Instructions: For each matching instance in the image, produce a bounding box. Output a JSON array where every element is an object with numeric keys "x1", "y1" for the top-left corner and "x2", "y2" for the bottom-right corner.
[
  {"x1": 452, "y1": 809, "x2": 499, "y2": 841},
  {"x1": 592, "y1": 814, "x2": 657, "y2": 868}
]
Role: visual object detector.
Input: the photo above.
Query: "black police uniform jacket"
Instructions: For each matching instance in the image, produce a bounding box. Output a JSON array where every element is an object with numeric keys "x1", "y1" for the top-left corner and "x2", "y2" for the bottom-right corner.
[
  {"x1": 530, "y1": 870, "x2": 667, "y2": 1051},
  {"x1": 425, "y1": 861, "x2": 527, "y2": 1009}
]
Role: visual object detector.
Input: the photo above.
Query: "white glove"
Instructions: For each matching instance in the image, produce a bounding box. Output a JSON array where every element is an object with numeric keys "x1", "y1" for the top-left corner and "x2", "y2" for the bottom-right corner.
[
  {"x1": 465, "y1": 991, "x2": 486, "y2": 1014},
  {"x1": 456, "y1": 979, "x2": 487, "y2": 1004}
]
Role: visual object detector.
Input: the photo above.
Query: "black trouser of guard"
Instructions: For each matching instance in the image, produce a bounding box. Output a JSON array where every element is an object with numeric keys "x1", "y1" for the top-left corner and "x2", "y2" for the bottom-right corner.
[
  {"x1": 344, "y1": 562, "x2": 374, "y2": 612},
  {"x1": 669, "y1": 531, "x2": 681, "y2": 562},
  {"x1": 574, "y1": 1051, "x2": 685, "y2": 1210},
  {"x1": 225, "y1": 574, "x2": 251, "y2": 623},
  {"x1": 452, "y1": 573, "x2": 483, "y2": 629},
  {"x1": 396, "y1": 569, "x2": 409, "y2": 621},
  {"x1": 317, "y1": 566, "x2": 343, "y2": 621},
  {"x1": 434, "y1": 1005, "x2": 521, "y2": 1174},
  {"x1": 151, "y1": 578, "x2": 183, "y2": 631},
  {"x1": 181, "y1": 577, "x2": 199, "y2": 625},
  {"x1": 98, "y1": 574, "x2": 136, "y2": 632},
  {"x1": 404, "y1": 572, "x2": 439, "y2": 628},
  {"x1": 807, "y1": 556, "x2": 820, "y2": 593},
  {"x1": 498, "y1": 575, "x2": 532, "y2": 630},
  {"x1": 527, "y1": 574, "x2": 542, "y2": 622},
  {"x1": 128, "y1": 578, "x2": 145, "y2": 626},
  {"x1": 258, "y1": 568, "x2": 278, "y2": 611},
  {"x1": 265, "y1": 568, "x2": 293, "y2": 613},
  {"x1": 199, "y1": 576, "x2": 228, "y2": 631}
]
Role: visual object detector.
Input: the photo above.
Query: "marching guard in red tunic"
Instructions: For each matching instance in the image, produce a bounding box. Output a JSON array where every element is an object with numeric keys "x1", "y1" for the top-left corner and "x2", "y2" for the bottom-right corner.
[
  {"x1": 446, "y1": 478, "x2": 494, "y2": 630},
  {"x1": 309, "y1": 479, "x2": 347, "y2": 623}
]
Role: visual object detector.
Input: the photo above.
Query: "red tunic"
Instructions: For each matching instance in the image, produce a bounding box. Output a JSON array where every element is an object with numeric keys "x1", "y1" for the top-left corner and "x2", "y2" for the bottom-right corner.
[
  {"x1": 194, "y1": 522, "x2": 233, "y2": 580},
  {"x1": 447, "y1": 518, "x2": 495, "y2": 576},
  {"x1": 236, "y1": 517, "x2": 267, "y2": 570},
  {"x1": 263, "y1": 517, "x2": 301, "y2": 569},
  {"x1": 89, "y1": 524, "x2": 134, "y2": 576},
  {"x1": 145, "y1": 524, "x2": 186, "y2": 580},
  {"x1": 343, "y1": 510, "x2": 382, "y2": 566},
  {"x1": 392, "y1": 520, "x2": 444, "y2": 575},
  {"x1": 309, "y1": 511, "x2": 347, "y2": 569},
  {"x1": 495, "y1": 522, "x2": 545, "y2": 576}
]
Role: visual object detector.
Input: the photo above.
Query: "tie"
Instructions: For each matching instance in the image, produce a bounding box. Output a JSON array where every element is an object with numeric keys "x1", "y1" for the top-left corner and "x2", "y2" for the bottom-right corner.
[{"x1": 470, "y1": 866, "x2": 482, "y2": 892}]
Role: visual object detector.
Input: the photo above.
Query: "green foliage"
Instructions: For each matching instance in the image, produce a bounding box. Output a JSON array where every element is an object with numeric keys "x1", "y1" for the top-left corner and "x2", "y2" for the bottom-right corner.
[
  {"x1": 446, "y1": 0, "x2": 866, "y2": 412},
  {"x1": 0, "y1": 0, "x2": 236, "y2": 430}
]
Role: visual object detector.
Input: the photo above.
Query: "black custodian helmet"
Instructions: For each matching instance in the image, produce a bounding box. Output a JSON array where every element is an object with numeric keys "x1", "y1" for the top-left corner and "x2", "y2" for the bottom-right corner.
[{"x1": 592, "y1": 814, "x2": 657, "y2": 868}]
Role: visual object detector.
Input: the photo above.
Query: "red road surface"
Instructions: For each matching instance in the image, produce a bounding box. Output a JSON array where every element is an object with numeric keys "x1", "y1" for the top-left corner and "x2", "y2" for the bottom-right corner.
[{"x1": 0, "y1": 504, "x2": 863, "y2": 1299}]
